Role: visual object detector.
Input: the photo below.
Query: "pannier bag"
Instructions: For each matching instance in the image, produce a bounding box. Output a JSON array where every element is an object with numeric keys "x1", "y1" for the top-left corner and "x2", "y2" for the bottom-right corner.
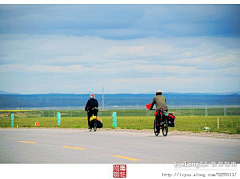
[
  {"x1": 89, "y1": 116, "x2": 103, "y2": 128},
  {"x1": 154, "y1": 110, "x2": 165, "y2": 122},
  {"x1": 167, "y1": 113, "x2": 175, "y2": 127},
  {"x1": 89, "y1": 120, "x2": 103, "y2": 128}
]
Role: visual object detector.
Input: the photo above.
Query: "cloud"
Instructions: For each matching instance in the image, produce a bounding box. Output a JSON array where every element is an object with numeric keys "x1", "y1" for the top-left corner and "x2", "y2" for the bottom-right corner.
[
  {"x1": 0, "y1": 34, "x2": 239, "y2": 94},
  {"x1": 0, "y1": 34, "x2": 239, "y2": 72},
  {"x1": 1, "y1": 5, "x2": 239, "y2": 39},
  {"x1": 0, "y1": 64, "x2": 83, "y2": 73},
  {"x1": 0, "y1": 5, "x2": 240, "y2": 94}
]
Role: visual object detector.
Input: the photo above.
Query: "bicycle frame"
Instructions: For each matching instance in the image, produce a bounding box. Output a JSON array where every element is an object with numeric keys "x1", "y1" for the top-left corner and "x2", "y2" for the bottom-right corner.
[{"x1": 153, "y1": 108, "x2": 168, "y2": 136}]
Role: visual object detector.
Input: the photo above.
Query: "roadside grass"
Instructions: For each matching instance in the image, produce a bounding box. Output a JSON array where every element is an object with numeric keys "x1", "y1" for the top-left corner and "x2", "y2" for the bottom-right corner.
[{"x1": 1, "y1": 115, "x2": 240, "y2": 134}]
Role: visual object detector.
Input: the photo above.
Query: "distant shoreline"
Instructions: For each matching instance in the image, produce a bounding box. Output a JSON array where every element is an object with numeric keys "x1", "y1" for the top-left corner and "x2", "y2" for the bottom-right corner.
[{"x1": 0, "y1": 93, "x2": 239, "y2": 109}]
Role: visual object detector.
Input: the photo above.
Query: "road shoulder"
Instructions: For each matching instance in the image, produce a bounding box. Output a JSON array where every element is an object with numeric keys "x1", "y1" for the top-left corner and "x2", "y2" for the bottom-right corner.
[{"x1": 100, "y1": 128, "x2": 240, "y2": 139}]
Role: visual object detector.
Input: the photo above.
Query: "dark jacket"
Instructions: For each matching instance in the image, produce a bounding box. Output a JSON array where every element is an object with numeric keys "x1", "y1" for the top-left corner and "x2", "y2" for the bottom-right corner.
[
  {"x1": 150, "y1": 95, "x2": 168, "y2": 111},
  {"x1": 85, "y1": 99, "x2": 98, "y2": 111}
]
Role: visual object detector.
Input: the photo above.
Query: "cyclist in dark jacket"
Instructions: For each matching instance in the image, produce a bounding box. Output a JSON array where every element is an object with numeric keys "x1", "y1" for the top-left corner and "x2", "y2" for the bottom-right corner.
[
  {"x1": 85, "y1": 94, "x2": 99, "y2": 129},
  {"x1": 150, "y1": 90, "x2": 168, "y2": 112}
]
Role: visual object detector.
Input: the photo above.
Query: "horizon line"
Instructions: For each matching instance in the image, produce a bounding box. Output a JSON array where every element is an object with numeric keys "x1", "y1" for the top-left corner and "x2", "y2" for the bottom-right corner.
[{"x1": 0, "y1": 92, "x2": 239, "y2": 95}]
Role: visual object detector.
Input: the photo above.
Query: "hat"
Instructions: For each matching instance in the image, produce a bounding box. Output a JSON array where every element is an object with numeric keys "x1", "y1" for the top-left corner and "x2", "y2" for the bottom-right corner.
[{"x1": 90, "y1": 94, "x2": 95, "y2": 99}]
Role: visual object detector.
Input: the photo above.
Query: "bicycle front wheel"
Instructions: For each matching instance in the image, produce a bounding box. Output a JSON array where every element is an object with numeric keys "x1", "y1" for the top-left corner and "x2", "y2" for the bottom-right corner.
[
  {"x1": 94, "y1": 121, "x2": 97, "y2": 132},
  {"x1": 162, "y1": 119, "x2": 168, "y2": 136}
]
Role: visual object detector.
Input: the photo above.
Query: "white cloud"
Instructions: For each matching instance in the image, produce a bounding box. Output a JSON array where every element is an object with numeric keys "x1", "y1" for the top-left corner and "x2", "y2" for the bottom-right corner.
[
  {"x1": 0, "y1": 64, "x2": 83, "y2": 73},
  {"x1": 1, "y1": 5, "x2": 240, "y2": 94},
  {"x1": 0, "y1": 34, "x2": 239, "y2": 93}
]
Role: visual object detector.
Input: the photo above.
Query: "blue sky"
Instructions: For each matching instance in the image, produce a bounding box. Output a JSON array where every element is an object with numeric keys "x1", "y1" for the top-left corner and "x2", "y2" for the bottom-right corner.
[{"x1": 0, "y1": 4, "x2": 240, "y2": 94}]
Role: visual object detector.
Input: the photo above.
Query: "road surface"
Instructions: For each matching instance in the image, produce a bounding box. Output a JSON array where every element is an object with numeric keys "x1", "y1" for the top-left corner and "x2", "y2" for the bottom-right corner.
[{"x1": 0, "y1": 128, "x2": 239, "y2": 163}]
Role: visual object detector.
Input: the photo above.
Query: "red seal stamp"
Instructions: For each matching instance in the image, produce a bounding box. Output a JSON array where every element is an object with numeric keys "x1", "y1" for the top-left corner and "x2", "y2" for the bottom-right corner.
[{"x1": 113, "y1": 164, "x2": 127, "y2": 178}]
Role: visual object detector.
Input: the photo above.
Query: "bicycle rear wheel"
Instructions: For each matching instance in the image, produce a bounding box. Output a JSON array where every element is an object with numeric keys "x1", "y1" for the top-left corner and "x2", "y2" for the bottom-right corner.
[
  {"x1": 94, "y1": 120, "x2": 97, "y2": 132},
  {"x1": 154, "y1": 119, "x2": 160, "y2": 136},
  {"x1": 162, "y1": 119, "x2": 168, "y2": 136}
]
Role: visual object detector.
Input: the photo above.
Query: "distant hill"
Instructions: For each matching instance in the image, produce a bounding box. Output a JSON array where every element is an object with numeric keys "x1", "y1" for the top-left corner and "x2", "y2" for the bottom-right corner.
[
  {"x1": 0, "y1": 90, "x2": 11, "y2": 94},
  {"x1": 0, "y1": 93, "x2": 240, "y2": 109},
  {"x1": 0, "y1": 90, "x2": 19, "y2": 95}
]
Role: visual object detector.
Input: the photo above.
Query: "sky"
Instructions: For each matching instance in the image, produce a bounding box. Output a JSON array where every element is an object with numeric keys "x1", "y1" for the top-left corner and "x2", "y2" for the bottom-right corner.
[{"x1": 0, "y1": 4, "x2": 240, "y2": 94}]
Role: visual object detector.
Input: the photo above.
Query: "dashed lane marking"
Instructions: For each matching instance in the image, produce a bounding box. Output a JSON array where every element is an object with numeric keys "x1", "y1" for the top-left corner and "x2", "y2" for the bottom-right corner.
[
  {"x1": 62, "y1": 146, "x2": 86, "y2": 150},
  {"x1": 19, "y1": 141, "x2": 37, "y2": 144},
  {"x1": 113, "y1": 155, "x2": 141, "y2": 161}
]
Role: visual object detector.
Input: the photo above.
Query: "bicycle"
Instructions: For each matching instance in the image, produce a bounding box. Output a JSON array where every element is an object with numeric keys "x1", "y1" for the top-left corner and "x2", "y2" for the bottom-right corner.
[
  {"x1": 152, "y1": 108, "x2": 168, "y2": 136},
  {"x1": 89, "y1": 115, "x2": 103, "y2": 132},
  {"x1": 89, "y1": 116, "x2": 98, "y2": 132}
]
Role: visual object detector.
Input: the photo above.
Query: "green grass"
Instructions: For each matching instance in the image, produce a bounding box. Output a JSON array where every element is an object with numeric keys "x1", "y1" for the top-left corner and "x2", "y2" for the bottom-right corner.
[
  {"x1": 1, "y1": 115, "x2": 240, "y2": 134},
  {"x1": 1, "y1": 109, "x2": 240, "y2": 134}
]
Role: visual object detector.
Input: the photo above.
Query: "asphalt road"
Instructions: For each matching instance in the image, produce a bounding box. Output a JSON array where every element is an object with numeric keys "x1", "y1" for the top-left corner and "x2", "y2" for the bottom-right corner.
[{"x1": 0, "y1": 128, "x2": 239, "y2": 164}]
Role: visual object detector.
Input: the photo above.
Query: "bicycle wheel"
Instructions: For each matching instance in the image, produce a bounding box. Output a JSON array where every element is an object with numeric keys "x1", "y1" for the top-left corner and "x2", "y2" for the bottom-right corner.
[
  {"x1": 94, "y1": 120, "x2": 97, "y2": 132},
  {"x1": 154, "y1": 119, "x2": 160, "y2": 136},
  {"x1": 162, "y1": 119, "x2": 168, "y2": 136}
]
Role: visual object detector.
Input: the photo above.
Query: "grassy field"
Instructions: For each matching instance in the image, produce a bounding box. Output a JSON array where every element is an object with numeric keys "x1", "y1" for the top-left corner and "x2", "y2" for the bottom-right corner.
[
  {"x1": 1, "y1": 109, "x2": 240, "y2": 134},
  {"x1": 0, "y1": 114, "x2": 240, "y2": 134}
]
